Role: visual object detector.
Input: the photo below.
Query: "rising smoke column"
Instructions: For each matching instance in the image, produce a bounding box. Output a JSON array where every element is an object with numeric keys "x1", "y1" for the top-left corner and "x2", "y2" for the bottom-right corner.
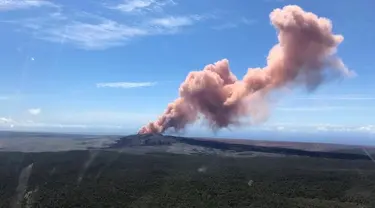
[{"x1": 138, "y1": 5, "x2": 354, "y2": 134}]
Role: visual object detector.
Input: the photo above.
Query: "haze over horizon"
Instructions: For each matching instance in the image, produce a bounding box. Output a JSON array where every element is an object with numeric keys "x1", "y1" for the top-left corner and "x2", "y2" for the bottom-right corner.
[{"x1": 0, "y1": 0, "x2": 374, "y2": 143}]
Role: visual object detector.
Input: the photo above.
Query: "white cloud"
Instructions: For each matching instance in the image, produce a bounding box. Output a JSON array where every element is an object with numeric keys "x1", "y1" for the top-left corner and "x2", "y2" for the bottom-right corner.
[
  {"x1": 9, "y1": 13, "x2": 202, "y2": 49},
  {"x1": 109, "y1": 0, "x2": 175, "y2": 13},
  {"x1": 96, "y1": 82, "x2": 157, "y2": 88},
  {"x1": 212, "y1": 18, "x2": 257, "y2": 30},
  {"x1": 112, "y1": 0, "x2": 154, "y2": 12},
  {"x1": 241, "y1": 17, "x2": 257, "y2": 25},
  {"x1": 2, "y1": 1, "x2": 206, "y2": 49},
  {"x1": 314, "y1": 124, "x2": 375, "y2": 134},
  {"x1": 28, "y1": 122, "x2": 88, "y2": 129},
  {"x1": 257, "y1": 123, "x2": 375, "y2": 134},
  {"x1": 0, "y1": 118, "x2": 124, "y2": 130},
  {"x1": 28, "y1": 108, "x2": 41, "y2": 115},
  {"x1": 276, "y1": 126, "x2": 285, "y2": 131},
  {"x1": 0, "y1": 110, "x2": 155, "y2": 131},
  {"x1": 0, "y1": 117, "x2": 14, "y2": 123},
  {"x1": 39, "y1": 15, "x2": 204, "y2": 49},
  {"x1": 0, "y1": 0, "x2": 58, "y2": 11},
  {"x1": 0, "y1": 117, "x2": 15, "y2": 128},
  {"x1": 0, "y1": 96, "x2": 9, "y2": 100},
  {"x1": 49, "y1": 11, "x2": 67, "y2": 20},
  {"x1": 357, "y1": 125, "x2": 375, "y2": 133},
  {"x1": 5, "y1": 15, "x2": 149, "y2": 49},
  {"x1": 149, "y1": 16, "x2": 195, "y2": 28},
  {"x1": 41, "y1": 20, "x2": 149, "y2": 50}
]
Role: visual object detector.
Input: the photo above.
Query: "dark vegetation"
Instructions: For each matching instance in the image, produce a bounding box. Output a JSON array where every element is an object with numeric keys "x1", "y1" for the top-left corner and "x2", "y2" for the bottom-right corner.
[{"x1": 1, "y1": 150, "x2": 375, "y2": 207}]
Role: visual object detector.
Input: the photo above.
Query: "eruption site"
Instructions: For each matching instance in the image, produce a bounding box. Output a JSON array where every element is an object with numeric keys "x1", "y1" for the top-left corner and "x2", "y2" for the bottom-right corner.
[{"x1": 138, "y1": 5, "x2": 354, "y2": 135}]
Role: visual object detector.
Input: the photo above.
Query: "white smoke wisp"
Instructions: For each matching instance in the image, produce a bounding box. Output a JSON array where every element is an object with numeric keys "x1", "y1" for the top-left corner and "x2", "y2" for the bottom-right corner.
[{"x1": 11, "y1": 163, "x2": 34, "y2": 208}]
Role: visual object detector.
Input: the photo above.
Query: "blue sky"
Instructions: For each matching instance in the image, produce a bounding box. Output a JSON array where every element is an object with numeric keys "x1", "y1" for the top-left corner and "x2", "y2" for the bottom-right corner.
[{"x1": 0, "y1": 0, "x2": 374, "y2": 142}]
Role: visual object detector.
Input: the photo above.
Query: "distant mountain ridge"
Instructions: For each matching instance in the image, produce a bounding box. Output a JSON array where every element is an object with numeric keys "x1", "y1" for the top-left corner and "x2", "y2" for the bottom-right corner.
[{"x1": 106, "y1": 134, "x2": 372, "y2": 160}]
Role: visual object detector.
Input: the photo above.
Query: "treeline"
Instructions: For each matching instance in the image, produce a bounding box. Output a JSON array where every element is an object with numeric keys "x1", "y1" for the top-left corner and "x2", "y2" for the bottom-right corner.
[{"x1": 0, "y1": 151, "x2": 375, "y2": 207}]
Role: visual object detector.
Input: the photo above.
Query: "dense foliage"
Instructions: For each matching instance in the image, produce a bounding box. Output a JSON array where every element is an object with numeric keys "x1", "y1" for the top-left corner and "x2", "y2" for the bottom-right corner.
[{"x1": 1, "y1": 150, "x2": 375, "y2": 207}]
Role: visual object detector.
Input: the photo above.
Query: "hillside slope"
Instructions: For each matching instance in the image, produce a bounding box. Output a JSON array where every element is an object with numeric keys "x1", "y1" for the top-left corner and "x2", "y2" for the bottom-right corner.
[{"x1": 106, "y1": 134, "x2": 372, "y2": 160}]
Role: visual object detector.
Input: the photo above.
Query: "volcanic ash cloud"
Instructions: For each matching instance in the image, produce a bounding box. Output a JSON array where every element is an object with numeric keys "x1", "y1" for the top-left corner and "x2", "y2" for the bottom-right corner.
[{"x1": 138, "y1": 5, "x2": 354, "y2": 134}]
